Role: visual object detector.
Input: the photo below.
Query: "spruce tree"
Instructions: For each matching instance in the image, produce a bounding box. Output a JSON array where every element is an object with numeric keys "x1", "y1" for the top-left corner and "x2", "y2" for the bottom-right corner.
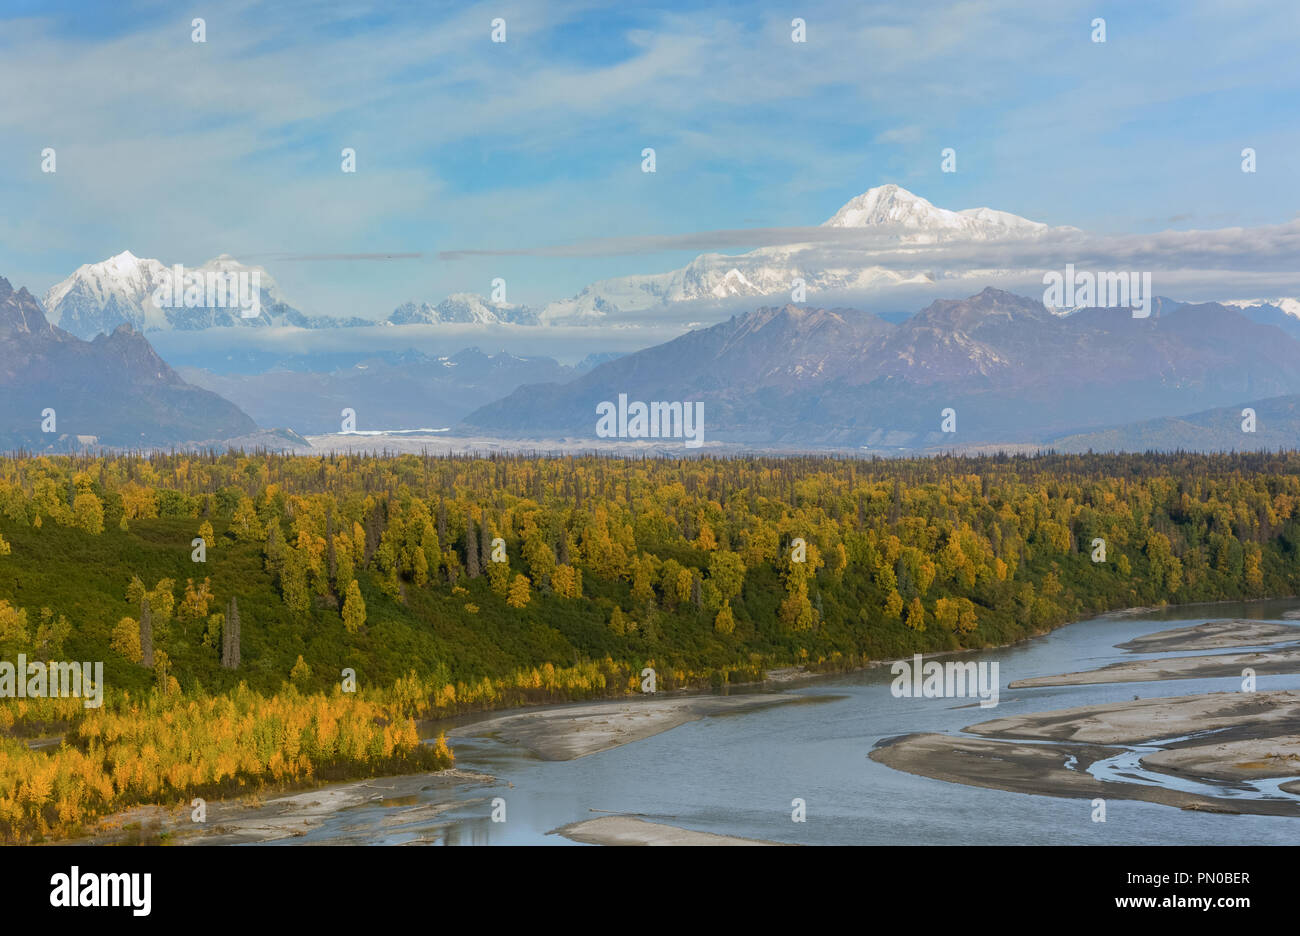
[
  {"x1": 325, "y1": 506, "x2": 336, "y2": 582},
  {"x1": 466, "y1": 519, "x2": 480, "y2": 579},
  {"x1": 139, "y1": 597, "x2": 153, "y2": 669},
  {"x1": 223, "y1": 596, "x2": 241, "y2": 669}
]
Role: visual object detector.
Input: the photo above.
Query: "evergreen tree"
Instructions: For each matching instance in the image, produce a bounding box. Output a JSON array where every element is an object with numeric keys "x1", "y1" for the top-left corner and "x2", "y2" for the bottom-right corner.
[
  {"x1": 222, "y1": 596, "x2": 241, "y2": 669},
  {"x1": 139, "y1": 597, "x2": 153, "y2": 669},
  {"x1": 325, "y1": 505, "x2": 337, "y2": 583},
  {"x1": 465, "y1": 519, "x2": 480, "y2": 579},
  {"x1": 479, "y1": 515, "x2": 492, "y2": 571}
]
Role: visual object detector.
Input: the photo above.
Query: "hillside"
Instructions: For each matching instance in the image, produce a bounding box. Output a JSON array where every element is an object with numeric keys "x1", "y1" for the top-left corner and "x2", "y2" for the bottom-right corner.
[
  {"x1": 1051, "y1": 394, "x2": 1300, "y2": 453},
  {"x1": 0, "y1": 276, "x2": 257, "y2": 450}
]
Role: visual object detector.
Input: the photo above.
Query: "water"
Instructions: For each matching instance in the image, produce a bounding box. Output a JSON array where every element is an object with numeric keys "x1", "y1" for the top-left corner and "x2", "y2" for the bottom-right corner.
[{"x1": 270, "y1": 599, "x2": 1300, "y2": 845}]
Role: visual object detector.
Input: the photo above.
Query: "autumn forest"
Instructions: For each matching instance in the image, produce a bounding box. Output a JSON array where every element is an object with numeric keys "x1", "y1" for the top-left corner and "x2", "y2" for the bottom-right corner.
[{"x1": 0, "y1": 448, "x2": 1297, "y2": 841}]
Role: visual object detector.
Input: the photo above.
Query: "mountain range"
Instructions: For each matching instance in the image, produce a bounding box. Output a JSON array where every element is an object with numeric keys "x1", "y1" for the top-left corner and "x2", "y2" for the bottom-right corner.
[
  {"x1": 37, "y1": 186, "x2": 1300, "y2": 339},
  {"x1": 8, "y1": 261, "x2": 1300, "y2": 453},
  {"x1": 463, "y1": 288, "x2": 1300, "y2": 448},
  {"x1": 387, "y1": 294, "x2": 539, "y2": 326},
  {"x1": 534, "y1": 184, "x2": 1071, "y2": 324}
]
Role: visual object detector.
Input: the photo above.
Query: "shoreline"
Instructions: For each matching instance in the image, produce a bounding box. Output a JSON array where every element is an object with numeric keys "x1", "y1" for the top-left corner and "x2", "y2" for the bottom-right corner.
[
  {"x1": 871, "y1": 616, "x2": 1300, "y2": 819},
  {"x1": 552, "y1": 815, "x2": 788, "y2": 846},
  {"x1": 63, "y1": 597, "x2": 1300, "y2": 845},
  {"x1": 446, "y1": 692, "x2": 831, "y2": 761},
  {"x1": 59, "y1": 768, "x2": 496, "y2": 846},
  {"x1": 420, "y1": 597, "x2": 1293, "y2": 741}
]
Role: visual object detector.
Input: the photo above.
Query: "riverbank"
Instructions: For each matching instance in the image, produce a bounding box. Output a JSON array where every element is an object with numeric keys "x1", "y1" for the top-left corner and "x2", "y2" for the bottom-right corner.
[
  {"x1": 71, "y1": 603, "x2": 1300, "y2": 845},
  {"x1": 872, "y1": 617, "x2": 1300, "y2": 818},
  {"x1": 1010, "y1": 646, "x2": 1300, "y2": 688},
  {"x1": 552, "y1": 816, "x2": 787, "y2": 846},
  {"x1": 60, "y1": 768, "x2": 495, "y2": 846},
  {"x1": 447, "y1": 692, "x2": 832, "y2": 761},
  {"x1": 1116, "y1": 619, "x2": 1300, "y2": 653}
]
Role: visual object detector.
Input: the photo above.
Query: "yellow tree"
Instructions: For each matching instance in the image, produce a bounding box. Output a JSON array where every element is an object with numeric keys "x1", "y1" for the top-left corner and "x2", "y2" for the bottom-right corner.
[
  {"x1": 905, "y1": 596, "x2": 926, "y2": 631},
  {"x1": 714, "y1": 601, "x2": 736, "y2": 635},
  {"x1": 178, "y1": 578, "x2": 214, "y2": 627},
  {"x1": 884, "y1": 589, "x2": 903, "y2": 619},
  {"x1": 0, "y1": 601, "x2": 28, "y2": 644},
  {"x1": 73, "y1": 492, "x2": 104, "y2": 535},
  {"x1": 506, "y1": 573, "x2": 532, "y2": 609}
]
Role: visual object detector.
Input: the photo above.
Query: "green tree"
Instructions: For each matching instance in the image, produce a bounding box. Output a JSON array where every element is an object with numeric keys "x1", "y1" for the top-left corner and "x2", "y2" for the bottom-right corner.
[
  {"x1": 73, "y1": 491, "x2": 104, "y2": 535},
  {"x1": 707, "y1": 550, "x2": 746, "y2": 600},
  {"x1": 343, "y1": 580, "x2": 367, "y2": 634},
  {"x1": 281, "y1": 548, "x2": 311, "y2": 618}
]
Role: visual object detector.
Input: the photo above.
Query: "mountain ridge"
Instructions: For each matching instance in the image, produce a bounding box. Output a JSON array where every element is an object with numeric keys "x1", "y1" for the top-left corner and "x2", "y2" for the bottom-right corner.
[
  {"x1": 1, "y1": 274, "x2": 259, "y2": 450},
  {"x1": 463, "y1": 288, "x2": 1300, "y2": 448}
]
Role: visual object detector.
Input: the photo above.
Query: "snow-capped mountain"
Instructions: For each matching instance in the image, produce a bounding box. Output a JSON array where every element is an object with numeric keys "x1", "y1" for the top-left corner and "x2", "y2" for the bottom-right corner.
[
  {"x1": 387, "y1": 293, "x2": 539, "y2": 326},
  {"x1": 40, "y1": 186, "x2": 1075, "y2": 334},
  {"x1": 44, "y1": 251, "x2": 171, "y2": 337},
  {"x1": 538, "y1": 184, "x2": 1069, "y2": 324},
  {"x1": 44, "y1": 251, "x2": 368, "y2": 339},
  {"x1": 822, "y1": 184, "x2": 1050, "y2": 240}
]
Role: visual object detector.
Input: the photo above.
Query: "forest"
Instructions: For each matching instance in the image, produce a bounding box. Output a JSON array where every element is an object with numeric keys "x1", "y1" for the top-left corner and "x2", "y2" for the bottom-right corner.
[{"x1": 0, "y1": 448, "x2": 1297, "y2": 841}]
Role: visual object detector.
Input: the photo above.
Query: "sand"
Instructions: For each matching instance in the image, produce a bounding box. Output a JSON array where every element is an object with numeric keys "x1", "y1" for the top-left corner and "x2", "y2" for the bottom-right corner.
[
  {"x1": 1143, "y1": 736, "x2": 1300, "y2": 782},
  {"x1": 968, "y1": 690, "x2": 1300, "y2": 745},
  {"x1": 1008, "y1": 647, "x2": 1300, "y2": 688},
  {"x1": 553, "y1": 815, "x2": 786, "y2": 846},
  {"x1": 869, "y1": 732, "x2": 1291, "y2": 816},
  {"x1": 870, "y1": 690, "x2": 1300, "y2": 817},
  {"x1": 449, "y1": 692, "x2": 816, "y2": 761},
  {"x1": 1115, "y1": 619, "x2": 1300, "y2": 653},
  {"x1": 64, "y1": 768, "x2": 494, "y2": 846}
]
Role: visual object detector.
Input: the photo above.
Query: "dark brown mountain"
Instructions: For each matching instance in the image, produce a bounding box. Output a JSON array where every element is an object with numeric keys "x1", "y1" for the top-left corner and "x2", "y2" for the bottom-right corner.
[
  {"x1": 0, "y1": 276, "x2": 257, "y2": 450},
  {"x1": 462, "y1": 288, "x2": 1300, "y2": 448}
]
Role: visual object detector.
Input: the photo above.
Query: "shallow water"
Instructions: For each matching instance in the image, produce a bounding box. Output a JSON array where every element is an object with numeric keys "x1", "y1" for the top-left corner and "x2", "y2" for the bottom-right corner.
[{"x1": 267, "y1": 599, "x2": 1300, "y2": 845}]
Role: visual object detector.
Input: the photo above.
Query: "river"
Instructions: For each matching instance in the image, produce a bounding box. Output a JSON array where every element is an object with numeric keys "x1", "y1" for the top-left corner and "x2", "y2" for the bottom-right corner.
[{"x1": 266, "y1": 599, "x2": 1300, "y2": 845}]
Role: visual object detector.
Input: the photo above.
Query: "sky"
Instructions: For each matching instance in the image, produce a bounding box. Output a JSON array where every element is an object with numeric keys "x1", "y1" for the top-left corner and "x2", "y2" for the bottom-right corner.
[{"x1": 1, "y1": 0, "x2": 1298, "y2": 334}]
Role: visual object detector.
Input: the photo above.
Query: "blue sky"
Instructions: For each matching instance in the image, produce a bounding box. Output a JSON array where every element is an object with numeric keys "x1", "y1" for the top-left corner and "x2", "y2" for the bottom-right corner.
[{"x1": 1, "y1": 0, "x2": 1297, "y2": 323}]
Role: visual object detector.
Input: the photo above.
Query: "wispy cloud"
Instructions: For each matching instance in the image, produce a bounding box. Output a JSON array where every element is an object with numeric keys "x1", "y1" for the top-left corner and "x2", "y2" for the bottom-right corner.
[{"x1": 1, "y1": 0, "x2": 1297, "y2": 327}]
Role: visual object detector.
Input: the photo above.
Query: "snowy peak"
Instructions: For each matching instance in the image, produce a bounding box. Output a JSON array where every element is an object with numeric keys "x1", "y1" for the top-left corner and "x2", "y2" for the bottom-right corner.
[
  {"x1": 538, "y1": 184, "x2": 1063, "y2": 324},
  {"x1": 44, "y1": 250, "x2": 171, "y2": 333},
  {"x1": 388, "y1": 292, "x2": 538, "y2": 326},
  {"x1": 41, "y1": 185, "x2": 1073, "y2": 334},
  {"x1": 42, "y1": 251, "x2": 356, "y2": 338},
  {"x1": 822, "y1": 184, "x2": 947, "y2": 228},
  {"x1": 822, "y1": 184, "x2": 1049, "y2": 240}
]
